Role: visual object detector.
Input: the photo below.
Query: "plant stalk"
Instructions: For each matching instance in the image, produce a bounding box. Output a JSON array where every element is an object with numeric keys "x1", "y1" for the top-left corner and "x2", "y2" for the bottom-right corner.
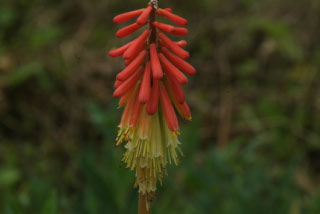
[{"x1": 139, "y1": 193, "x2": 151, "y2": 214}]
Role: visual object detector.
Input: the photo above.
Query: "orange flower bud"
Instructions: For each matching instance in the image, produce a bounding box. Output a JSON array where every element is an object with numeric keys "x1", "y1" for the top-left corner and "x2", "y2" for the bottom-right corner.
[
  {"x1": 176, "y1": 40, "x2": 187, "y2": 48},
  {"x1": 150, "y1": 43, "x2": 163, "y2": 79},
  {"x1": 153, "y1": 21, "x2": 175, "y2": 34},
  {"x1": 158, "y1": 33, "x2": 189, "y2": 59},
  {"x1": 159, "y1": 82, "x2": 179, "y2": 131},
  {"x1": 146, "y1": 79, "x2": 160, "y2": 115},
  {"x1": 172, "y1": 27, "x2": 188, "y2": 36},
  {"x1": 158, "y1": 53, "x2": 188, "y2": 84},
  {"x1": 113, "y1": 9, "x2": 144, "y2": 24},
  {"x1": 161, "y1": 47, "x2": 196, "y2": 75},
  {"x1": 157, "y1": 9, "x2": 188, "y2": 26},
  {"x1": 114, "y1": 80, "x2": 123, "y2": 89},
  {"x1": 139, "y1": 62, "x2": 151, "y2": 104},
  {"x1": 108, "y1": 41, "x2": 133, "y2": 57},
  {"x1": 137, "y1": 5, "x2": 153, "y2": 25},
  {"x1": 116, "y1": 23, "x2": 144, "y2": 38},
  {"x1": 117, "y1": 50, "x2": 147, "y2": 81},
  {"x1": 123, "y1": 29, "x2": 150, "y2": 59},
  {"x1": 164, "y1": 75, "x2": 185, "y2": 104},
  {"x1": 129, "y1": 92, "x2": 143, "y2": 127},
  {"x1": 113, "y1": 66, "x2": 143, "y2": 98}
]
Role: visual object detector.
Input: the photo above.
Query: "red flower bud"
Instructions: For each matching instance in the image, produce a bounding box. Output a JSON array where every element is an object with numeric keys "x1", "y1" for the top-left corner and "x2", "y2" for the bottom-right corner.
[
  {"x1": 158, "y1": 53, "x2": 188, "y2": 84},
  {"x1": 150, "y1": 43, "x2": 163, "y2": 79},
  {"x1": 109, "y1": 41, "x2": 133, "y2": 57},
  {"x1": 113, "y1": 66, "x2": 143, "y2": 98},
  {"x1": 179, "y1": 101, "x2": 192, "y2": 120},
  {"x1": 117, "y1": 50, "x2": 147, "y2": 81},
  {"x1": 153, "y1": 21, "x2": 175, "y2": 34},
  {"x1": 158, "y1": 33, "x2": 189, "y2": 59},
  {"x1": 161, "y1": 47, "x2": 196, "y2": 75},
  {"x1": 139, "y1": 62, "x2": 151, "y2": 104},
  {"x1": 164, "y1": 75, "x2": 185, "y2": 104},
  {"x1": 123, "y1": 29, "x2": 150, "y2": 59},
  {"x1": 129, "y1": 92, "x2": 143, "y2": 127},
  {"x1": 113, "y1": 9, "x2": 144, "y2": 24},
  {"x1": 114, "y1": 80, "x2": 123, "y2": 89},
  {"x1": 172, "y1": 27, "x2": 188, "y2": 36},
  {"x1": 159, "y1": 82, "x2": 179, "y2": 131},
  {"x1": 176, "y1": 40, "x2": 187, "y2": 48},
  {"x1": 157, "y1": 9, "x2": 188, "y2": 26},
  {"x1": 137, "y1": 5, "x2": 153, "y2": 25},
  {"x1": 116, "y1": 23, "x2": 144, "y2": 38},
  {"x1": 146, "y1": 79, "x2": 160, "y2": 115}
]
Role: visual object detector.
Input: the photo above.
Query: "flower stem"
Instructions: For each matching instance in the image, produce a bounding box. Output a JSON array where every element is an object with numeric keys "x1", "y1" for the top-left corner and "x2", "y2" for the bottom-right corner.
[{"x1": 139, "y1": 193, "x2": 151, "y2": 214}]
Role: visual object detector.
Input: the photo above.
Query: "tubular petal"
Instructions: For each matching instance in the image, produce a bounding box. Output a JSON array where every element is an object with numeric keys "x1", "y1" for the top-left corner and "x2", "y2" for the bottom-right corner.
[
  {"x1": 172, "y1": 27, "x2": 188, "y2": 36},
  {"x1": 123, "y1": 29, "x2": 150, "y2": 59},
  {"x1": 159, "y1": 82, "x2": 179, "y2": 131},
  {"x1": 176, "y1": 40, "x2": 187, "y2": 48},
  {"x1": 179, "y1": 101, "x2": 192, "y2": 120},
  {"x1": 109, "y1": 41, "x2": 133, "y2": 57},
  {"x1": 119, "y1": 88, "x2": 138, "y2": 128},
  {"x1": 116, "y1": 23, "x2": 144, "y2": 38},
  {"x1": 164, "y1": 76, "x2": 185, "y2": 104},
  {"x1": 113, "y1": 66, "x2": 143, "y2": 98},
  {"x1": 117, "y1": 50, "x2": 147, "y2": 81},
  {"x1": 157, "y1": 9, "x2": 187, "y2": 26},
  {"x1": 158, "y1": 33, "x2": 189, "y2": 59},
  {"x1": 139, "y1": 62, "x2": 151, "y2": 104},
  {"x1": 129, "y1": 92, "x2": 143, "y2": 127},
  {"x1": 118, "y1": 90, "x2": 131, "y2": 108},
  {"x1": 146, "y1": 79, "x2": 160, "y2": 115},
  {"x1": 113, "y1": 9, "x2": 144, "y2": 24},
  {"x1": 124, "y1": 42, "x2": 145, "y2": 65},
  {"x1": 159, "y1": 53, "x2": 188, "y2": 84},
  {"x1": 150, "y1": 43, "x2": 163, "y2": 79},
  {"x1": 153, "y1": 21, "x2": 175, "y2": 34},
  {"x1": 161, "y1": 47, "x2": 196, "y2": 75},
  {"x1": 137, "y1": 5, "x2": 153, "y2": 25},
  {"x1": 114, "y1": 80, "x2": 123, "y2": 89}
]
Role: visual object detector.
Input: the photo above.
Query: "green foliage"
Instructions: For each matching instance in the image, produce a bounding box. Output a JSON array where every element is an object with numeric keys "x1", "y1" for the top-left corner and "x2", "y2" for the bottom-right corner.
[{"x1": 0, "y1": 0, "x2": 320, "y2": 213}]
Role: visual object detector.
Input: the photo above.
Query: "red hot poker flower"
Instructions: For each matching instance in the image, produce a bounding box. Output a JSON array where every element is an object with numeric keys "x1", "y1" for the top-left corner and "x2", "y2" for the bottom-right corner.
[{"x1": 109, "y1": 2, "x2": 196, "y2": 207}]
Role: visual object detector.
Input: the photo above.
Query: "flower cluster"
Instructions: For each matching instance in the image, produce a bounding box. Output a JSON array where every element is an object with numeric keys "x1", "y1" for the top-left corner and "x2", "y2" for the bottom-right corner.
[{"x1": 109, "y1": 2, "x2": 195, "y2": 195}]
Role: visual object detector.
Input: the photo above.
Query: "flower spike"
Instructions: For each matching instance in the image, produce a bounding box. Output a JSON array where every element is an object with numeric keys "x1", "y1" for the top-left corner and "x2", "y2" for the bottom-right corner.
[{"x1": 109, "y1": 3, "x2": 196, "y2": 211}]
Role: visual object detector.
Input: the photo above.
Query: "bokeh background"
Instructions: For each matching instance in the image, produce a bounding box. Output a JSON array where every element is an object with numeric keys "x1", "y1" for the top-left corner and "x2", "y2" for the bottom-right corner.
[{"x1": 1, "y1": 0, "x2": 320, "y2": 213}]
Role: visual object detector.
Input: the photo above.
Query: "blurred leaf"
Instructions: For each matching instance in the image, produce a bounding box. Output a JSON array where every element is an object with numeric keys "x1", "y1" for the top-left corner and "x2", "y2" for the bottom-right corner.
[
  {"x1": 8, "y1": 62, "x2": 44, "y2": 86},
  {"x1": 41, "y1": 190, "x2": 58, "y2": 214},
  {"x1": 0, "y1": 168, "x2": 20, "y2": 187}
]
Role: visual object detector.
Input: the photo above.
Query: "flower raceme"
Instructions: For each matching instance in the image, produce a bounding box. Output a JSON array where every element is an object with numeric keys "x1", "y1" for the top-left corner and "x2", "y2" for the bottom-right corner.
[{"x1": 109, "y1": 3, "x2": 195, "y2": 195}]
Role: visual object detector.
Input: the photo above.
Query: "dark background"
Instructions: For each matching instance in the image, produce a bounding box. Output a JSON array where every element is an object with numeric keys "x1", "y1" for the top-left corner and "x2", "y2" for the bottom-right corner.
[{"x1": 0, "y1": 0, "x2": 320, "y2": 213}]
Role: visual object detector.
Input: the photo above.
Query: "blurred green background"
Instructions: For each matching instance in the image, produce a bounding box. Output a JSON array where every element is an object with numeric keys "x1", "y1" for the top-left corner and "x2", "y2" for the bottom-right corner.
[{"x1": 0, "y1": 0, "x2": 320, "y2": 213}]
